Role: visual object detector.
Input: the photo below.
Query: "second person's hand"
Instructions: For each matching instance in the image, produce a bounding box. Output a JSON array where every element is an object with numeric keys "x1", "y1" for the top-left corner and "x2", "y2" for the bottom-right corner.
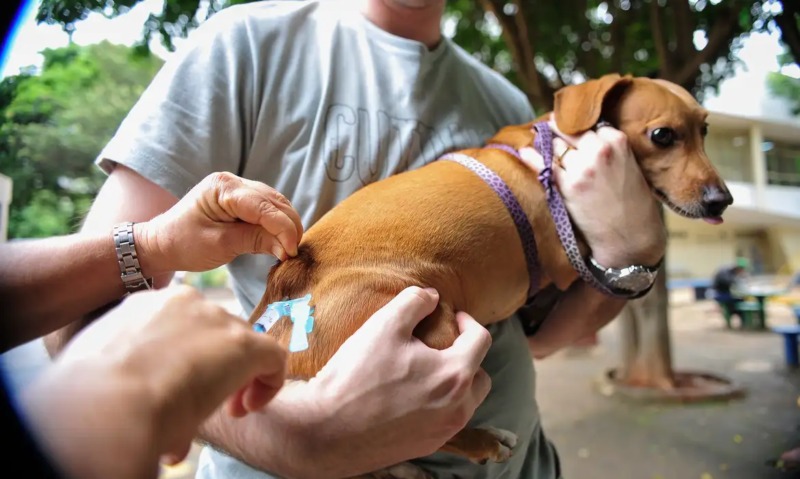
[
  {"x1": 22, "y1": 285, "x2": 288, "y2": 479},
  {"x1": 136, "y1": 172, "x2": 305, "y2": 276}
]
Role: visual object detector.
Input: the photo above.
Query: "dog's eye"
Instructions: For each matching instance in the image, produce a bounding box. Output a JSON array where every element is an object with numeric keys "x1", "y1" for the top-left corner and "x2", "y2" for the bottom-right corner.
[{"x1": 651, "y1": 128, "x2": 676, "y2": 147}]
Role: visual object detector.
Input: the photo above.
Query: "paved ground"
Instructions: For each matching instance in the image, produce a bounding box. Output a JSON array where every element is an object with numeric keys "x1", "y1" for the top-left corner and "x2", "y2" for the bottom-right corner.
[
  {"x1": 4, "y1": 288, "x2": 799, "y2": 479},
  {"x1": 536, "y1": 296, "x2": 800, "y2": 479}
]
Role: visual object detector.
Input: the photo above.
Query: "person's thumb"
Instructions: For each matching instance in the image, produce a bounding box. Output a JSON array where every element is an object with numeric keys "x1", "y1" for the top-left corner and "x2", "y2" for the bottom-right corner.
[
  {"x1": 227, "y1": 222, "x2": 288, "y2": 261},
  {"x1": 365, "y1": 286, "x2": 440, "y2": 337}
]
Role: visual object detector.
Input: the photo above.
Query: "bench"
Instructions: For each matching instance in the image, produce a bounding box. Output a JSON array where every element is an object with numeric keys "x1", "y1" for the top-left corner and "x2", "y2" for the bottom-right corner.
[
  {"x1": 772, "y1": 325, "x2": 800, "y2": 368},
  {"x1": 738, "y1": 301, "x2": 764, "y2": 329},
  {"x1": 719, "y1": 300, "x2": 762, "y2": 329},
  {"x1": 667, "y1": 278, "x2": 713, "y2": 301}
]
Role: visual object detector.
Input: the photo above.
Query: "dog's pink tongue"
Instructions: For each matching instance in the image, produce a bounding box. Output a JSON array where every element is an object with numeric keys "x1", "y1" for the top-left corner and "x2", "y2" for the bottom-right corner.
[{"x1": 703, "y1": 217, "x2": 724, "y2": 225}]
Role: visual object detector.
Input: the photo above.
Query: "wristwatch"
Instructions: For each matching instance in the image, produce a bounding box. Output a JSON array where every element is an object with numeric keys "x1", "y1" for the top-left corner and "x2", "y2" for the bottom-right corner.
[
  {"x1": 113, "y1": 222, "x2": 153, "y2": 294},
  {"x1": 587, "y1": 256, "x2": 663, "y2": 299}
]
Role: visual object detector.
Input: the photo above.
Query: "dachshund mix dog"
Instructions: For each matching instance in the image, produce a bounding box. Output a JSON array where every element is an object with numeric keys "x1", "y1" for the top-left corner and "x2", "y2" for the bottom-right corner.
[{"x1": 248, "y1": 74, "x2": 733, "y2": 474}]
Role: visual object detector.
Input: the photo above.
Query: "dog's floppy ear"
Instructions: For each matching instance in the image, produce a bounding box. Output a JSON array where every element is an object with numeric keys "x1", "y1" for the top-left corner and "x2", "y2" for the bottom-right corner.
[{"x1": 553, "y1": 74, "x2": 633, "y2": 135}]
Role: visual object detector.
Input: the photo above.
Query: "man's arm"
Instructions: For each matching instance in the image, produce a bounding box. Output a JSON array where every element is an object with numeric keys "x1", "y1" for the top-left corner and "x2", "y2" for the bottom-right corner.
[
  {"x1": 40, "y1": 166, "x2": 303, "y2": 357},
  {"x1": 196, "y1": 287, "x2": 493, "y2": 479},
  {"x1": 20, "y1": 286, "x2": 288, "y2": 479},
  {"x1": 0, "y1": 232, "x2": 133, "y2": 353},
  {"x1": 527, "y1": 282, "x2": 625, "y2": 359},
  {"x1": 40, "y1": 166, "x2": 179, "y2": 356},
  {"x1": 522, "y1": 119, "x2": 667, "y2": 358}
]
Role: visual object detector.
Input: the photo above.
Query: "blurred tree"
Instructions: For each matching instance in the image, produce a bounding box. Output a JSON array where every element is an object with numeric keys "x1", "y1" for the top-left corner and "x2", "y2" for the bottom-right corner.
[
  {"x1": 768, "y1": 53, "x2": 800, "y2": 115},
  {"x1": 769, "y1": 71, "x2": 800, "y2": 114},
  {"x1": 0, "y1": 41, "x2": 162, "y2": 238}
]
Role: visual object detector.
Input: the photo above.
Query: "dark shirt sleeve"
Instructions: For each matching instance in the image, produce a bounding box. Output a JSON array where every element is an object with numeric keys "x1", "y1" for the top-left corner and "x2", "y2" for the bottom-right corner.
[
  {"x1": 1, "y1": 375, "x2": 64, "y2": 479},
  {"x1": 518, "y1": 284, "x2": 563, "y2": 336}
]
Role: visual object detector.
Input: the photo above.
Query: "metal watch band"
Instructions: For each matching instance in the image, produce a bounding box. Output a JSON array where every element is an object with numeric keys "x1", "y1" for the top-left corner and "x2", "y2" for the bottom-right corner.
[{"x1": 113, "y1": 222, "x2": 153, "y2": 294}]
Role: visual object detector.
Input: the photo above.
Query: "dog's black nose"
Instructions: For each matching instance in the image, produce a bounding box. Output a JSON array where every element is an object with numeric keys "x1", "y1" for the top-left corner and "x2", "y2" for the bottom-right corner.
[{"x1": 702, "y1": 185, "x2": 733, "y2": 217}]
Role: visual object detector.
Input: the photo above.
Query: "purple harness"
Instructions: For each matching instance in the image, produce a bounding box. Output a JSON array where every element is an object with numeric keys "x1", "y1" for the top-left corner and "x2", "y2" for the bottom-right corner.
[
  {"x1": 438, "y1": 151, "x2": 541, "y2": 297},
  {"x1": 441, "y1": 121, "x2": 616, "y2": 297}
]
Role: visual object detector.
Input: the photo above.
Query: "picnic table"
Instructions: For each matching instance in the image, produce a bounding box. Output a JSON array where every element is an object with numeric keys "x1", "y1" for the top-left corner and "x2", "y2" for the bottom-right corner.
[
  {"x1": 773, "y1": 324, "x2": 800, "y2": 368},
  {"x1": 735, "y1": 284, "x2": 789, "y2": 330}
]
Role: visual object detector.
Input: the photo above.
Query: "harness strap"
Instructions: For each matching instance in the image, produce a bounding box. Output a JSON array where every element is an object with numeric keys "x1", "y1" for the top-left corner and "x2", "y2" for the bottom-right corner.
[
  {"x1": 531, "y1": 122, "x2": 617, "y2": 296},
  {"x1": 484, "y1": 123, "x2": 619, "y2": 296},
  {"x1": 439, "y1": 152, "x2": 541, "y2": 298}
]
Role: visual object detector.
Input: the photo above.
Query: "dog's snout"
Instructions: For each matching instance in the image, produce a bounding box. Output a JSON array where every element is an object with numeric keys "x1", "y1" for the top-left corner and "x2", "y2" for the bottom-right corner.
[{"x1": 701, "y1": 185, "x2": 733, "y2": 217}]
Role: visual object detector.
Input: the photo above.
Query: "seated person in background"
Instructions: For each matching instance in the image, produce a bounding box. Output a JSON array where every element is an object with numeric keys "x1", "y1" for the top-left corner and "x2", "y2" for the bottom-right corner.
[{"x1": 711, "y1": 258, "x2": 749, "y2": 323}]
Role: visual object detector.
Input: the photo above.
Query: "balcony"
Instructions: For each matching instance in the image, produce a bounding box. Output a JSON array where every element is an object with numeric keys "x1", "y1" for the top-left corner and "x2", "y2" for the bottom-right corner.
[{"x1": 706, "y1": 112, "x2": 800, "y2": 221}]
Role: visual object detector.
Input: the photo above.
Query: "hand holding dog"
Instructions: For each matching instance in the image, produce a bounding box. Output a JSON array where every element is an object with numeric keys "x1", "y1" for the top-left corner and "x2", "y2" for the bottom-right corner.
[
  {"x1": 521, "y1": 117, "x2": 666, "y2": 267},
  {"x1": 137, "y1": 172, "x2": 304, "y2": 275},
  {"x1": 303, "y1": 286, "x2": 493, "y2": 472},
  {"x1": 21, "y1": 285, "x2": 287, "y2": 479}
]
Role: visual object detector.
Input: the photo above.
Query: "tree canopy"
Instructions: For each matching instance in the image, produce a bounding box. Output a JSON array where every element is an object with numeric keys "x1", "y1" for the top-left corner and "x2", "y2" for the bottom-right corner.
[
  {"x1": 35, "y1": 0, "x2": 800, "y2": 111},
  {"x1": 1, "y1": 41, "x2": 162, "y2": 238}
]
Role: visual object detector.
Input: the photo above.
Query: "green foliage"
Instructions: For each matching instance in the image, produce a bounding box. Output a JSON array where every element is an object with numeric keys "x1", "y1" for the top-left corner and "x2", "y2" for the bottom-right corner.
[
  {"x1": 182, "y1": 267, "x2": 230, "y2": 289},
  {"x1": 0, "y1": 41, "x2": 162, "y2": 238},
  {"x1": 445, "y1": 0, "x2": 786, "y2": 110},
  {"x1": 767, "y1": 71, "x2": 800, "y2": 115},
  {"x1": 10, "y1": 189, "x2": 91, "y2": 237},
  {"x1": 38, "y1": 0, "x2": 231, "y2": 51},
  {"x1": 36, "y1": 0, "x2": 799, "y2": 112}
]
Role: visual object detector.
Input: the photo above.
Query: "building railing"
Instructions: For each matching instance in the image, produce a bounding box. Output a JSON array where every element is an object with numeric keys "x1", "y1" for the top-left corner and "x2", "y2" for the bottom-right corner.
[{"x1": 767, "y1": 171, "x2": 800, "y2": 187}]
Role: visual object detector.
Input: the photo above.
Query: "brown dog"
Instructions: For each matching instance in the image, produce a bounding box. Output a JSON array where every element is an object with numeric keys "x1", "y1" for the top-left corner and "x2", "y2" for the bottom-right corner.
[{"x1": 248, "y1": 74, "x2": 733, "y2": 471}]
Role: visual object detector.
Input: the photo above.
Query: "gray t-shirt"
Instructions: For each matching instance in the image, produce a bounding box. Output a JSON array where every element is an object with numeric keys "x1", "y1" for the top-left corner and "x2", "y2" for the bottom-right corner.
[{"x1": 97, "y1": 1, "x2": 560, "y2": 477}]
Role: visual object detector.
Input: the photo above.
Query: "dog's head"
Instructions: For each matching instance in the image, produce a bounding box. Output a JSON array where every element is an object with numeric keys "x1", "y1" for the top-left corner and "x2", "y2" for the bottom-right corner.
[{"x1": 553, "y1": 73, "x2": 733, "y2": 223}]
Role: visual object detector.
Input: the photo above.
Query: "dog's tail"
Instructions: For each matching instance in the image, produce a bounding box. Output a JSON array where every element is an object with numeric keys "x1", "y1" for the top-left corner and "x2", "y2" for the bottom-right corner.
[{"x1": 247, "y1": 244, "x2": 317, "y2": 325}]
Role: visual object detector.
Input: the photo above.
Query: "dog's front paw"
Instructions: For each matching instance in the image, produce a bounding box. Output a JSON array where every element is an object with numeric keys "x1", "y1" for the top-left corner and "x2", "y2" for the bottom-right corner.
[{"x1": 363, "y1": 462, "x2": 434, "y2": 479}]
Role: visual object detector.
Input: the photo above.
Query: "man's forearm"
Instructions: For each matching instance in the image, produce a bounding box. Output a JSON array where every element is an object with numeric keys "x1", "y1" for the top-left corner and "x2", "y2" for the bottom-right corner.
[
  {"x1": 196, "y1": 380, "x2": 407, "y2": 479},
  {"x1": 528, "y1": 281, "x2": 625, "y2": 359},
  {"x1": 197, "y1": 382, "x2": 323, "y2": 479},
  {"x1": 0, "y1": 233, "x2": 126, "y2": 353},
  {"x1": 0, "y1": 230, "x2": 172, "y2": 355}
]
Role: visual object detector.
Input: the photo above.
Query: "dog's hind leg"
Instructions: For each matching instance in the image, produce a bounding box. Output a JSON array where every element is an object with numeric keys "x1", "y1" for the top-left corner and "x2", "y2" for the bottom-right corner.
[
  {"x1": 412, "y1": 302, "x2": 519, "y2": 464},
  {"x1": 439, "y1": 426, "x2": 518, "y2": 464}
]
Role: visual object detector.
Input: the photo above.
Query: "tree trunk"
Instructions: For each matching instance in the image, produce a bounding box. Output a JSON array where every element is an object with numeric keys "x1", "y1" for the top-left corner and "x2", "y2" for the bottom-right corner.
[{"x1": 616, "y1": 241, "x2": 675, "y2": 390}]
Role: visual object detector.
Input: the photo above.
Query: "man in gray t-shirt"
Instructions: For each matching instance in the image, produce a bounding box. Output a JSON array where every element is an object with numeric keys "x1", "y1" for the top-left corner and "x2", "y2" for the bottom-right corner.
[{"x1": 72, "y1": 1, "x2": 666, "y2": 478}]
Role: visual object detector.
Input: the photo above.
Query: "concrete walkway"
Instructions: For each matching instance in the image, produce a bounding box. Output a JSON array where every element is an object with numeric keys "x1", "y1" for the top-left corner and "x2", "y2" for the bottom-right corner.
[
  {"x1": 4, "y1": 289, "x2": 799, "y2": 479},
  {"x1": 536, "y1": 297, "x2": 800, "y2": 479}
]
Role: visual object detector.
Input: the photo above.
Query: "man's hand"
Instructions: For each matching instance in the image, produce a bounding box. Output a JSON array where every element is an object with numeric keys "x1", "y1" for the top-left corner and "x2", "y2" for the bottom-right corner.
[
  {"x1": 23, "y1": 285, "x2": 288, "y2": 479},
  {"x1": 519, "y1": 117, "x2": 666, "y2": 359},
  {"x1": 309, "y1": 287, "x2": 493, "y2": 464},
  {"x1": 521, "y1": 116, "x2": 666, "y2": 267},
  {"x1": 137, "y1": 172, "x2": 304, "y2": 275},
  {"x1": 202, "y1": 287, "x2": 493, "y2": 478}
]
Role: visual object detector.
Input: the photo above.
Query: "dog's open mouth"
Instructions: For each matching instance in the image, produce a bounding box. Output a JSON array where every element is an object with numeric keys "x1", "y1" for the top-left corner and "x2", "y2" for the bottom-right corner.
[{"x1": 654, "y1": 189, "x2": 724, "y2": 225}]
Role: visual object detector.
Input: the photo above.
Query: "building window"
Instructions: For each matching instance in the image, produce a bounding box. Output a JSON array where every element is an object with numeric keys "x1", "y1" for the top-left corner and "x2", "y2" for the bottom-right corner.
[
  {"x1": 706, "y1": 130, "x2": 752, "y2": 182},
  {"x1": 764, "y1": 140, "x2": 800, "y2": 187}
]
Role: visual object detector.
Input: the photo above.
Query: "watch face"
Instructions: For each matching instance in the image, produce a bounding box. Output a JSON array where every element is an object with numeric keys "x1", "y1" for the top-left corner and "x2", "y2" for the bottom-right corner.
[
  {"x1": 614, "y1": 273, "x2": 654, "y2": 291},
  {"x1": 588, "y1": 258, "x2": 658, "y2": 295}
]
